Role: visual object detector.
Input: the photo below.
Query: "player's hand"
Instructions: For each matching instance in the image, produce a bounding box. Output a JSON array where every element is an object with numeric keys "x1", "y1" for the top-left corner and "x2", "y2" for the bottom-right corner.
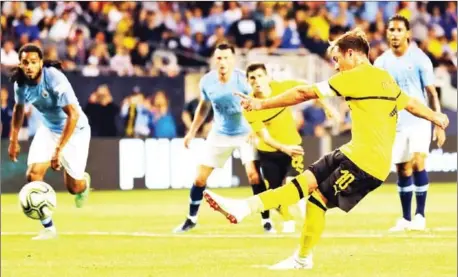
[
  {"x1": 246, "y1": 132, "x2": 258, "y2": 146},
  {"x1": 51, "y1": 148, "x2": 62, "y2": 171},
  {"x1": 433, "y1": 112, "x2": 449, "y2": 130},
  {"x1": 234, "y1": 92, "x2": 262, "y2": 111},
  {"x1": 184, "y1": 132, "x2": 195, "y2": 149},
  {"x1": 8, "y1": 140, "x2": 20, "y2": 162},
  {"x1": 281, "y1": 145, "x2": 305, "y2": 157},
  {"x1": 433, "y1": 125, "x2": 447, "y2": 148}
]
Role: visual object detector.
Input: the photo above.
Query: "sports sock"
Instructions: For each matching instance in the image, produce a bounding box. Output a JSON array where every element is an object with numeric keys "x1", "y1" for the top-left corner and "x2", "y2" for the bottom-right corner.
[
  {"x1": 247, "y1": 173, "x2": 308, "y2": 214},
  {"x1": 189, "y1": 184, "x2": 205, "y2": 220},
  {"x1": 251, "y1": 183, "x2": 270, "y2": 219},
  {"x1": 41, "y1": 217, "x2": 55, "y2": 231},
  {"x1": 298, "y1": 191, "x2": 326, "y2": 258},
  {"x1": 413, "y1": 170, "x2": 429, "y2": 217},
  {"x1": 397, "y1": 175, "x2": 413, "y2": 221},
  {"x1": 277, "y1": 205, "x2": 294, "y2": 221}
]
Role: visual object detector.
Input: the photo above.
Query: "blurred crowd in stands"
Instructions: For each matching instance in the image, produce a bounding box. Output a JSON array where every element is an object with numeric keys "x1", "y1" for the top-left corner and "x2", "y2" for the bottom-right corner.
[
  {"x1": 1, "y1": 1, "x2": 456, "y2": 139},
  {"x1": 1, "y1": 1, "x2": 456, "y2": 75}
]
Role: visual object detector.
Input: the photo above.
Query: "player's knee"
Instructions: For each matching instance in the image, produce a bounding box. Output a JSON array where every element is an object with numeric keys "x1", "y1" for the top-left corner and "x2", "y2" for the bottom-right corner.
[
  {"x1": 412, "y1": 155, "x2": 426, "y2": 171},
  {"x1": 396, "y1": 163, "x2": 413, "y2": 177},
  {"x1": 26, "y1": 169, "x2": 45, "y2": 182},
  {"x1": 66, "y1": 180, "x2": 85, "y2": 195},
  {"x1": 194, "y1": 176, "x2": 207, "y2": 187}
]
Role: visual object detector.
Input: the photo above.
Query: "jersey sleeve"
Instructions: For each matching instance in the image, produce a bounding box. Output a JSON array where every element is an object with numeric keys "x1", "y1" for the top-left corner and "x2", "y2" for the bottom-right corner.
[
  {"x1": 418, "y1": 54, "x2": 435, "y2": 87},
  {"x1": 313, "y1": 71, "x2": 353, "y2": 99},
  {"x1": 199, "y1": 77, "x2": 210, "y2": 101},
  {"x1": 396, "y1": 90, "x2": 410, "y2": 111},
  {"x1": 13, "y1": 82, "x2": 26, "y2": 104},
  {"x1": 48, "y1": 68, "x2": 79, "y2": 107}
]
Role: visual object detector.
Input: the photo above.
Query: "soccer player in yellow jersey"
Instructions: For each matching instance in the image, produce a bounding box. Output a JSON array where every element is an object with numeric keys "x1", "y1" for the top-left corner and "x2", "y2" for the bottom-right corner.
[
  {"x1": 203, "y1": 28, "x2": 449, "y2": 270},
  {"x1": 243, "y1": 63, "x2": 306, "y2": 233}
]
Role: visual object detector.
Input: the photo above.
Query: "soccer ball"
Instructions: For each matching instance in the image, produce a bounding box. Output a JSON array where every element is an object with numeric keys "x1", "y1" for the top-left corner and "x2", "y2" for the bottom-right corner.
[{"x1": 19, "y1": 181, "x2": 57, "y2": 220}]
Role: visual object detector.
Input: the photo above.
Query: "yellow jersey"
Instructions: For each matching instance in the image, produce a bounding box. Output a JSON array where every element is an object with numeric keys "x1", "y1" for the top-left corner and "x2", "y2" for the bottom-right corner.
[
  {"x1": 315, "y1": 63, "x2": 410, "y2": 181},
  {"x1": 244, "y1": 80, "x2": 303, "y2": 152}
]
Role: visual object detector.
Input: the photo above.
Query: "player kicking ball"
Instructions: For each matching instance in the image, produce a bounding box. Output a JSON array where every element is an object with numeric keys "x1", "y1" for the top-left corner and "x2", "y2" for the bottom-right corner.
[
  {"x1": 374, "y1": 15, "x2": 446, "y2": 231},
  {"x1": 8, "y1": 44, "x2": 91, "y2": 240},
  {"x1": 173, "y1": 43, "x2": 273, "y2": 233},
  {"x1": 203, "y1": 29, "x2": 449, "y2": 270}
]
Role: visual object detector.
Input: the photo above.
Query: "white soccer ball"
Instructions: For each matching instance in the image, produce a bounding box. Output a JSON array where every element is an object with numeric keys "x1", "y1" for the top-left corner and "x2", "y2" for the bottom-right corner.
[{"x1": 18, "y1": 181, "x2": 57, "y2": 220}]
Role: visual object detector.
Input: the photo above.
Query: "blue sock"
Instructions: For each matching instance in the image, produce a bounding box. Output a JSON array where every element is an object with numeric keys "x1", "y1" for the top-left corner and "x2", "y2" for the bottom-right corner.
[
  {"x1": 189, "y1": 184, "x2": 206, "y2": 218},
  {"x1": 413, "y1": 170, "x2": 429, "y2": 217},
  {"x1": 397, "y1": 175, "x2": 414, "y2": 221},
  {"x1": 41, "y1": 217, "x2": 53, "y2": 228}
]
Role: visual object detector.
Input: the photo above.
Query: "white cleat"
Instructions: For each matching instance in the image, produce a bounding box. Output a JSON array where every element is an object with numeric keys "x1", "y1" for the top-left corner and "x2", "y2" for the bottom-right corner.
[
  {"x1": 389, "y1": 218, "x2": 411, "y2": 232},
  {"x1": 32, "y1": 228, "x2": 57, "y2": 240},
  {"x1": 282, "y1": 220, "x2": 296, "y2": 233},
  {"x1": 410, "y1": 214, "x2": 426, "y2": 231},
  {"x1": 203, "y1": 189, "x2": 250, "y2": 224},
  {"x1": 268, "y1": 252, "x2": 313, "y2": 270}
]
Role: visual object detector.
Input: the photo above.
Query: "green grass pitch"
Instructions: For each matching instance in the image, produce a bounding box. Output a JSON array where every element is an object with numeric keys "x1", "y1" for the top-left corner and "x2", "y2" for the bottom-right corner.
[{"x1": 1, "y1": 184, "x2": 456, "y2": 277}]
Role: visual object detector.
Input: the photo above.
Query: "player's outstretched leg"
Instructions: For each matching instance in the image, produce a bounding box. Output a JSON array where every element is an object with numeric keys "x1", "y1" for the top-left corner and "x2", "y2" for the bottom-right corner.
[
  {"x1": 173, "y1": 165, "x2": 214, "y2": 233},
  {"x1": 27, "y1": 163, "x2": 57, "y2": 240},
  {"x1": 411, "y1": 153, "x2": 428, "y2": 230},
  {"x1": 63, "y1": 171, "x2": 91, "y2": 208},
  {"x1": 246, "y1": 161, "x2": 274, "y2": 233},
  {"x1": 204, "y1": 171, "x2": 314, "y2": 224},
  {"x1": 390, "y1": 163, "x2": 414, "y2": 232},
  {"x1": 269, "y1": 191, "x2": 326, "y2": 270}
]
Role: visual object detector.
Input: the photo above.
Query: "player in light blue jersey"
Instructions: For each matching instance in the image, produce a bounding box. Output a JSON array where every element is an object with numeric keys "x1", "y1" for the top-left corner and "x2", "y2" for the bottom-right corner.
[
  {"x1": 374, "y1": 15, "x2": 446, "y2": 231},
  {"x1": 8, "y1": 44, "x2": 92, "y2": 240},
  {"x1": 174, "y1": 43, "x2": 272, "y2": 233}
]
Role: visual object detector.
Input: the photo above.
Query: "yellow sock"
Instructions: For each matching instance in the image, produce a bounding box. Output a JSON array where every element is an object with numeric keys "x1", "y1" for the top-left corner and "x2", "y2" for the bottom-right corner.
[
  {"x1": 278, "y1": 205, "x2": 294, "y2": 221},
  {"x1": 247, "y1": 173, "x2": 309, "y2": 213},
  {"x1": 298, "y1": 191, "x2": 327, "y2": 258}
]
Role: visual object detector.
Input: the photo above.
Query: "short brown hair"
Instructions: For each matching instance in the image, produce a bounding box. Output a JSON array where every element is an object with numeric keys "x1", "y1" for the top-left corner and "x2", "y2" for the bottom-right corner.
[
  {"x1": 214, "y1": 42, "x2": 235, "y2": 54},
  {"x1": 388, "y1": 14, "x2": 410, "y2": 30},
  {"x1": 328, "y1": 28, "x2": 370, "y2": 57},
  {"x1": 245, "y1": 63, "x2": 267, "y2": 77}
]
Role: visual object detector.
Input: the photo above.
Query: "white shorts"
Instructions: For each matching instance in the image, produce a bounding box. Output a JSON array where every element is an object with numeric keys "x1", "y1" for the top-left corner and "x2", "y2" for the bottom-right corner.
[
  {"x1": 392, "y1": 124, "x2": 431, "y2": 164},
  {"x1": 28, "y1": 125, "x2": 91, "y2": 180},
  {"x1": 200, "y1": 131, "x2": 257, "y2": 168}
]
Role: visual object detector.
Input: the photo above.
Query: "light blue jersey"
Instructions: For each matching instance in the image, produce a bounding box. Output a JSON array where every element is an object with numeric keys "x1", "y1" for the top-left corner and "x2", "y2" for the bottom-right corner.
[
  {"x1": 14, "y1": 66, "x2": 89, "y2": 134},
  {"x1": 200, "y1": 69, "x2": 251, "y2": 136},
  {"x1": 374, "y1": 44, "x2": 435, "y2": 131}
]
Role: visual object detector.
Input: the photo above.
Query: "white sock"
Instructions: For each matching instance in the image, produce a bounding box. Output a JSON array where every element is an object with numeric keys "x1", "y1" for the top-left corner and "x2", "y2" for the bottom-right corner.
[{"x1": 187, "y1": 215, "x2": 197, "y2": 223}]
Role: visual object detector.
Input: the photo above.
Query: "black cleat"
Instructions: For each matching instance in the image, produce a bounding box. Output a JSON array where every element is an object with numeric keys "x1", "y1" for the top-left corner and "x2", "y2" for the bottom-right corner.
[
  {"x1": 173, "y1": 218, "x2": 197, "y2": 233},
  {"x1": 263, "y1": 222, "x2": 277, "y2": 233}
]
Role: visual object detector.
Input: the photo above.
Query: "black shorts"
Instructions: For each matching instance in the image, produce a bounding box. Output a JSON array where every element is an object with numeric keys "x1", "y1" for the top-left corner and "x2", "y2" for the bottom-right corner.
[
  {"x1": 308, "y1": 149, "x2": 383, "y2": 213},
  {"x1": 258, "y1": 150, "x2": 305, "y2": 190}
]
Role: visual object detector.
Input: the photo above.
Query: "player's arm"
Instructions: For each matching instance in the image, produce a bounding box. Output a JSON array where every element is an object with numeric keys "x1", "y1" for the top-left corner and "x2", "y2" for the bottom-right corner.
[
  {"x1": 52, "y1": 69, "x2": 81, "y2": 151},
  {"x1": 256, "y1": 128, "x2": 304, "y2": 157},
  {"x1": 239, "y1": 74, "x2": 345, "y2": 111},
  {"x1": 187, "y1": 78, "x2": 213, "y2": 136},
  {"x1": 241, "y1": 84, "x2": 320, "y2": 110},
  {"x1": 56, "y1": 104, "x2": 80, "y2": 151},
  {"x1": 10, "y1": 104, "x2": 25, "y2": 143},
  {"x1": 9, "y1": 83, "x2": 26, "y2": 161},
  {"x1": 401, "y1": 93, "x2": 449, "y2": 130},
  {"x1": 187, "y1": 100, "x2": 211, "y2": 136},
  {"x1": 419, "y1": 54, "x2": 441, "y2": 113}
]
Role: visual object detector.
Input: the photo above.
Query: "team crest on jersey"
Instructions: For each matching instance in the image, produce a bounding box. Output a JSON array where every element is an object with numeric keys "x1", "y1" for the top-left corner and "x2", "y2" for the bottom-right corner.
[{"x1": 42, "y1": 90, "x2": 49, "y2": 98}]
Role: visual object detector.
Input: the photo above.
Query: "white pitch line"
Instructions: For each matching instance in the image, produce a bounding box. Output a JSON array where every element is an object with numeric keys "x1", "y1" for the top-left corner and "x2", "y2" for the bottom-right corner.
[{"x1": 1, "y1": 230, "x2": 456, "y2": 239}]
